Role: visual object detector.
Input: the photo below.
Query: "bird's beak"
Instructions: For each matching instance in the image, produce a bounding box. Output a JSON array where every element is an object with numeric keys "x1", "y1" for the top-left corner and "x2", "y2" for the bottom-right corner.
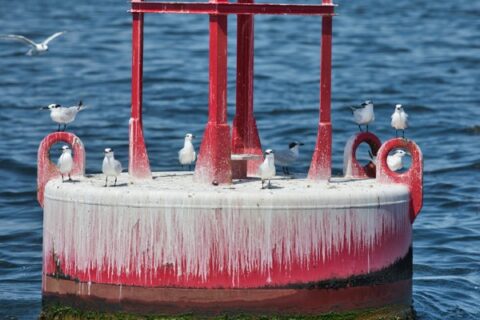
[
  {"x1": 299, "y1": 143, "x2": 305, "y2": 146},
  {"x1": 192, "y1": 135, "x2": 196, "y2": 138},
  {"x1": 40, "y1": 106, "x2": 49, "y2": 110}
]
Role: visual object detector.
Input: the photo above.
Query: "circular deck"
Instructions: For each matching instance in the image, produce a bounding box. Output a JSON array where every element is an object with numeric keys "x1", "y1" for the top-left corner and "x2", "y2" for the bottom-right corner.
[{"x1": 44, "y1": 172, "x2": 410, "y2": 209}]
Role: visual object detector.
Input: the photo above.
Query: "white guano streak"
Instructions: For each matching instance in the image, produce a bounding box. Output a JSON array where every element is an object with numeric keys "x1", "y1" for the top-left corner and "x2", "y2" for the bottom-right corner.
[{"x1": 43, "y1": 192, "x2": 410, "y2": 285}]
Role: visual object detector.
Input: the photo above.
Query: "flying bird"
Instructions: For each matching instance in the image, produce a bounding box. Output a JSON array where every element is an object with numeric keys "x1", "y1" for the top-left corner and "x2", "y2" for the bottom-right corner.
[
  {"x1": 178, "y1": 133, "x2": 196, "y2": 170},
  {"x1": 350, "y1": 100, "x2": 375, "y2": 132},
  {"x1": 259, "y1": 149, "x2": 276, "y2": 189},
  {"x1": 387, "y1": 149, "x2": 408, "y2": 172},
  {"x1": 102, "y1": 148, "x2": 122, "y2": 187},
  {"x1": 0, "y1": 31, "x2": 66, "y2": 56},
  {"x1": 274, "y1": 141, "x2": 304, "y2": 175},
  {"x1": 391, "y1": 104, "x2": 408, "y2": 138},
  {"x1": 41, "y1": 100, "x2": 86, "y2": 131},
  {"x1": 57, "y1": 145, "x2": 73, "y2": 182}
]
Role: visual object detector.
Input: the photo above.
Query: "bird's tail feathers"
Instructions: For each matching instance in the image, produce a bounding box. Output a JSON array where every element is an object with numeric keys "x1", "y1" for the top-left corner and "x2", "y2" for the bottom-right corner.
[{"x1": 77, "y1": 100, "x2": 88, "y2": 111}]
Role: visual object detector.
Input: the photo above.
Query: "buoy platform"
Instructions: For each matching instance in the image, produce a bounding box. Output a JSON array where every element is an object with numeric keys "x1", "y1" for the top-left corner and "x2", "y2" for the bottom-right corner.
[{"x1": 41, "y1": 173, "x2": 414, "y2": 317}]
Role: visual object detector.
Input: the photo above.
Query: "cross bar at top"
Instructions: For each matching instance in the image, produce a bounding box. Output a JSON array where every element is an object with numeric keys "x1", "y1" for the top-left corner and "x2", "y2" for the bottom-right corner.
[{"x1": 131, "y1": 2, "x2": 335, "y2": 16}]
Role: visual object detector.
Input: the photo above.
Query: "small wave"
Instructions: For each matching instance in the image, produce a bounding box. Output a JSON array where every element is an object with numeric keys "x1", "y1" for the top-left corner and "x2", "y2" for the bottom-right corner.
[{"x1": 461, "y1": 125, "x2": 480, "y2": 135}]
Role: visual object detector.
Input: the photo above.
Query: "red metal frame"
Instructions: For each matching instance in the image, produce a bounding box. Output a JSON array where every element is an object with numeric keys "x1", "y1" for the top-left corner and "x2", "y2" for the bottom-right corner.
[
  {"x1": 231, "y1": 0, "x2": 263, "y2": 177},
  {"x1": 195, "y1": 0, "x2": 232, "y2": 184},
  {"x1": 130, "y1": 0, "x2": 152, "y2": 179},
  {"x1": 131, "y1": 2, "x2": 335, "y2": 15},
  {"x1": 309, "y1": 11, "x2": 333, "y2": 180},
  {"x1": 129, "y1": 0, "x2": 335, "y2": 183}
]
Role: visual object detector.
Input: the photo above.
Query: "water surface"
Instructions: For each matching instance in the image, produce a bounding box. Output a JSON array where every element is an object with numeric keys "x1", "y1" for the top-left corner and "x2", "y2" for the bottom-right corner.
[{"x1": 0, "y1": 0, "x2": 479, "y2": 319}]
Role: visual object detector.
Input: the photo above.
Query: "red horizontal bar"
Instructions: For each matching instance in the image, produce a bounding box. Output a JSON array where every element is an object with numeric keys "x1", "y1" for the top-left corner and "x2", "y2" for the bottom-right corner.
[{"x1": 131, "y1": 2, "x2": 335, "y2": 16}]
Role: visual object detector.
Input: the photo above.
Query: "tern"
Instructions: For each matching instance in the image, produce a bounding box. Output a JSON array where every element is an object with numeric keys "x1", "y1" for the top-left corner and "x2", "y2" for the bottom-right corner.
[
  {"x1": 178, "y1": 133, "x2": 196, "y2": 170},
  {"x1": 102, "y1": 148, "x2": 122, "y2": 187},
  {"x1": 41, "y1": 100, "x2": 86, "y2": 131},
  {"x1": 0, "y1": 32, "x2": 66, "y2": 56},
  {"x1": 57, "y1": 145, "x2": 73, "y2": 182},
  {"x1": 387, "y1": 149, "x2": 408, "y2": 172},
  {"x1": 274, "y1": 141, "x2": 304, "y2": 175},
  {"x1": 259, "y1": 149, "x2": 276, "y2": 189},
  {"x1": 391, "y1": 104, "x2": 408, "y2": 138},
  {"x1": 350, "y1": 100, "x2": 375, "y2": 132}
]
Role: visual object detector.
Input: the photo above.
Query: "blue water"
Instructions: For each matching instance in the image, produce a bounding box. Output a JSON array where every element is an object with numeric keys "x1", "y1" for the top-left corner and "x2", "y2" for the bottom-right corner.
[{"x1": 0, "y1": 0, "x2": 479, "y2": 318}]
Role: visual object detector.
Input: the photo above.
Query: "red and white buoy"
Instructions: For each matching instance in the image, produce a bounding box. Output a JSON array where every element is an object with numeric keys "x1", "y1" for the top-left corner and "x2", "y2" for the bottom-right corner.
[{"x1": 38, "y1": 1, "x2": 423, "y2": 318}]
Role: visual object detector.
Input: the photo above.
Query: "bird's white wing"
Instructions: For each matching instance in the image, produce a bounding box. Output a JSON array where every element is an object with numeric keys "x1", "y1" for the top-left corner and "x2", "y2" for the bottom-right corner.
[
  {"x1": 274, "y1": 150, "x2": 296, "y2": 167},
  {"x1": 114, "y1": 160, "x2": 123, "y2": 174},
  {"x1": 42, "y1": 31, "x2": 65, "y2": 45},
  {"x1": 0, "y1": 34, "x2": 37, "y2": 47},
  {"x1": 65, "y1": 107, "x2": 80, "y2": 117}
]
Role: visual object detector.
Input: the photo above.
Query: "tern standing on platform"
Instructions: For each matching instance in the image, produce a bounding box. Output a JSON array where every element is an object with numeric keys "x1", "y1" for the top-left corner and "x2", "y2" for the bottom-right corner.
[
  {"x1": 259, "y1": 149, "x2": 276, "y2": 189},
  {"x1": 102, "y1": 148, "x2": 122, "y2": 187},
  {"x1": 275, "y1": 141, "x2": 304, "y2": 175},
  {"x1": 387, "y1": 149, "x2": 407, "y2": 172},
  {"x1": 57, "y1": 145, "x2": 73, "y2": 182},
  {"x1": 178, "y1": 133, "x2": 196, "y2": 170}
]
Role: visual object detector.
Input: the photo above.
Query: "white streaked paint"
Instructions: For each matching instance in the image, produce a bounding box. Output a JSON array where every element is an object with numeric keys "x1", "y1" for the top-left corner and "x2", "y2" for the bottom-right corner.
[{"x1": 43, "y1": 173, "x2": 411, "y2": 286}]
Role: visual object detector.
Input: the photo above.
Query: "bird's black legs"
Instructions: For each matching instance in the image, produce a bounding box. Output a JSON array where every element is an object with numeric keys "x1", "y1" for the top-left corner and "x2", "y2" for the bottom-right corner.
[
  {"x1": 104, "y1": 176, "x2": 108, "y2": 187},
  {"x1": 63, "y1": 124, "x2": 67, "y2": 132},
  {"x1": 57, "y1": 124, "x2": 61, "y2": 132},
  {"x1": 402, "y1": 130, "x2": 405, "y2": 139},
  {"x1": 114, "y1": 177, "x2": 117, "y2": 186},
  {"x1": 366, "y1": 125, "x2": 369, "y2": 133},
  {"x1": 68, "y1": 174, "x2": 72, "y2": 181},
  {"x1": 61, "y1": 174, "x2": 64, "y2": 182},
  {"x1": 286, "y1": 167, "x2": 290, "y2": 175},
  {"x1": 395, "y1": 130, "x2": 398, "y2": 138},
  {"x1": 261, "y1": 180, "x2": 265, "y2": 189},
  {"x1": 268, "y1": 180, "x2": 272, "y2": 189},
  {"x1": 358, "y1": 125, "x2": 363, "y2": 132}
]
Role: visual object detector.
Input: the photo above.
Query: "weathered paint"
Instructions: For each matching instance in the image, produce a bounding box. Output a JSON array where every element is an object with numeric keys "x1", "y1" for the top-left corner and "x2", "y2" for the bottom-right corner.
[
  {"x1": 43, "y1": 174, "x2": 411, "y2": 289},
  {"x1": 309, "y1": 10, "x2": 333, "y2": 181},
  {"x1": 130, "y1": 2, "x2": 336, "y2": 16},
  {"x1": 376, "y1": 138, "x2": 423, "y2": 222},
  {"x1": 232, "y1": 0, "x2": 263, "y2": 177},
  {"x1": 343, "y1": 132, "x2": 381, "y2": 178},
  {"x1": 42, "y1": 277, "x2": 412, "y2": 316},
  {"x1": 195, "y1": 0, "x2": 233, "y2": 184},
  {"x1": 129, "y1": 0, "x2": 152, "y2": 180},
  {"x1": 37, "y1": 132, "x2": 85, "y2": 207}
]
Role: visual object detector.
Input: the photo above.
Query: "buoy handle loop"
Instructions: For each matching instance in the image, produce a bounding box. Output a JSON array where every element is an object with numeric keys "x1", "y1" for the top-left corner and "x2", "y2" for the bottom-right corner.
[
  {"x1": 376, "y1": 138, "x2": 423, "y2": 223},
  {"x1": 37, "y1": 132, "x2": 85, "y2": 207},
  {"x1": 343, "y1": 132, "x2": 382, "y2": 178}
]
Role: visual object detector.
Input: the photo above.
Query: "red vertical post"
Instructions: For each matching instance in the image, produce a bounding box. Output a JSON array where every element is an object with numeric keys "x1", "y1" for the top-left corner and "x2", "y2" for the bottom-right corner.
[
  {"x1": 231, "y1": 0, "x2": 263, "y2": 177},
  {"x1": 129, "y1": 0, "x2": 152, "y2": 179},
  {"x1": 308, "y1": 1, "x2": 333, "y2": 181},
  {"x1": 195, "y1": 0, "x2": 232, "y2": 184}
]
